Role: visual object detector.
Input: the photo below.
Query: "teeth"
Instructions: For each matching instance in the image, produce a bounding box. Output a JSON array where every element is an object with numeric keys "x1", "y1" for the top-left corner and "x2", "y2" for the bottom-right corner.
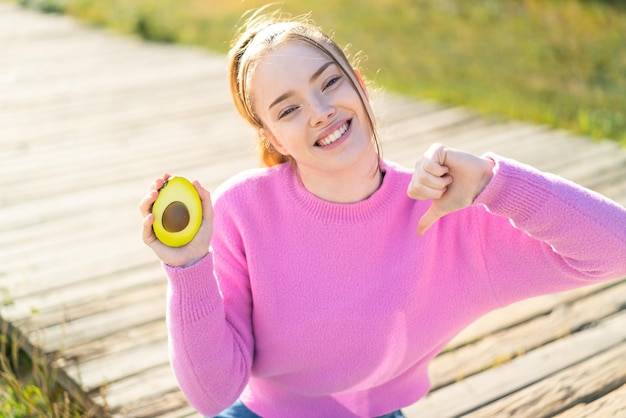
[{"x1": 318, "y1": 122, "x2": 348, "y2": 146}]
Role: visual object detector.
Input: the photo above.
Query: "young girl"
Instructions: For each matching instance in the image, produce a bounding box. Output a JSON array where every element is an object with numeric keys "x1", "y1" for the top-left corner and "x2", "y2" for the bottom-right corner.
[{"x1": 139, "y1": 10, "x2": 626, "y2": 418}]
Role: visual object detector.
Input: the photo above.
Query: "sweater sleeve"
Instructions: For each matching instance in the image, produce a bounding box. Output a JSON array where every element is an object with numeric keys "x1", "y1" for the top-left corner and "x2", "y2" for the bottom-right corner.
[
  {"x1": 164, "y1": 204, "x2": 254, "y2": 416},
  {"x1": 472, "y1": 154, "x2": 626, "y2": 306}
]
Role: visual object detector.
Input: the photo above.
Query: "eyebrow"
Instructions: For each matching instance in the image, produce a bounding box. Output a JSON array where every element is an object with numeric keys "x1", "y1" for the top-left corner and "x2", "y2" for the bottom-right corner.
[{"x1": 268, "y1": 61, "x2": 336, "y2": 110}]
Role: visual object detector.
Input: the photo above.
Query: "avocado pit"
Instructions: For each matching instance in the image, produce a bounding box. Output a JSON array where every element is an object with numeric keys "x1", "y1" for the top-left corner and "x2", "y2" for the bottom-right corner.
[{"x1": 162, "y1": 201, "x2": 190, "y2": 232}]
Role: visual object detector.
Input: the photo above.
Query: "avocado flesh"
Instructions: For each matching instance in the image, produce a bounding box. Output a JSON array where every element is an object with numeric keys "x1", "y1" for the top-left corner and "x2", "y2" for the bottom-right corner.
[{"x1": 152, "y1": 177, "x2": 202, "y2": 247}]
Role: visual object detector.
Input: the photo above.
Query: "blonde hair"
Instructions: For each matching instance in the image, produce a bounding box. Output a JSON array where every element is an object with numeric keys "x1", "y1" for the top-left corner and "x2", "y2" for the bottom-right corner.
[{"x1": 228, "y1": 8, "x2": 381, "y2": 167}]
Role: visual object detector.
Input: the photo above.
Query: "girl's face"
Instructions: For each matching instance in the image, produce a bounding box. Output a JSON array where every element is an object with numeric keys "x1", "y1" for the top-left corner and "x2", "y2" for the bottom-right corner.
[{"x1": 251, "y1": 41, "x2": 376, "y2": 179}]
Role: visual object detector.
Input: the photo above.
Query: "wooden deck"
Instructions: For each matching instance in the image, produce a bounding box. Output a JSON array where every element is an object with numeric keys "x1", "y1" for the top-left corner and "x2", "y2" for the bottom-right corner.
[{"x1": 1, "y1": 3, "x2": 625, "y2": 417}]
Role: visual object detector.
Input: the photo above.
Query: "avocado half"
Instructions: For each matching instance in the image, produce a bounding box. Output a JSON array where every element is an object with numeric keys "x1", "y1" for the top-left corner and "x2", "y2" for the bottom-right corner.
[{"x1": 152, "y1": 176, "x2": 202, "y2": 247}]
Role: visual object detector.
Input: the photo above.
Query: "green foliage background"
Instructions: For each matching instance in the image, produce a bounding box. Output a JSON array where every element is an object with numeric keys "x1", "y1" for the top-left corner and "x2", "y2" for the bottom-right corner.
[{"x1": 11, "y1": 0, "x2": 626, "y2": 144}]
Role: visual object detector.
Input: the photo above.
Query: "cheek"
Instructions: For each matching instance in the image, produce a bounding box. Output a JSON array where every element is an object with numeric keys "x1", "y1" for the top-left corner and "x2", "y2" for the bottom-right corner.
[
  {"x1": 265, "y1": 124, "x2": 299, "y2": 155},
  {"x1": 339, "y1": 85, "x2": 369, "y2": 119},
  {"x1": 350, "y1": 95, "x2": 374, "y2": 134}
]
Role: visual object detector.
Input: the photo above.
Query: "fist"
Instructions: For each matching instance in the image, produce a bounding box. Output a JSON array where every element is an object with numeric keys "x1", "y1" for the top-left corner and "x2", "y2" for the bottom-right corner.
[{"x1": 408, "y1": 144, "x2": 495, "y2": 235}]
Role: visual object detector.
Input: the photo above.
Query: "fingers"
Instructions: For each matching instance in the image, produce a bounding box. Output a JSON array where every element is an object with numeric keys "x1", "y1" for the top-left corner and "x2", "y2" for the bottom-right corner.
[
  {"x1": 154, "y1": 173, "x2": 171, "y2": 190},
  {"x1": 141, "y1": 211, "x2": 157, "y2": 245},
  {"x1": 139, "y1": 189, "x2": 158, "y2": 217},
  {"x1": 408, "y1": 171, "x2": 452, "y2": 200},
  {"x1": 139, "y1": 173, "x2": 172, "y2": 246},
  {"x1": 139, "y1": 187, "x2": 159, "y2": 245},
  {"x1": 192, "y1": 179, "x2": 214, "y2": 222},
  {"x1": 423, "y1": 143, "x2": 448, "y2": 170},
  {"x1": 408, "y1": 145, "x2": 452, "y2": 200},
  {"x1": 423, "y1": 157, "x2": 449, "y2": 178},
  {"x1": 409, "y1": 144, "x2": 452, "y2": 235},
  {"x1": 148, "y1": 173, "x2": 171, "y2": 194},
  {"x1": 416, "y1": 206, "x2": 444, "y2": 236},
  {"x1": 139, "y1": 173, "x2": 172, "y2": 215}
]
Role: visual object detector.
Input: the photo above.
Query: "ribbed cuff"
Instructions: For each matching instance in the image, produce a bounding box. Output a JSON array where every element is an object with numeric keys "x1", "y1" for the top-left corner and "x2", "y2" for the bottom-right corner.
[
  {"x1": 474, "y1": 153, "x2": 553, "y2": 226},
  {"x1": 164, "y1": 252, "x2": 222, "y2": 323}
]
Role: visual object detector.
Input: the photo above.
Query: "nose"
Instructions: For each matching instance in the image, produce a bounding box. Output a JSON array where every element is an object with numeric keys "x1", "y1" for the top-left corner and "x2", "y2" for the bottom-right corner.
[{"x1": 308, "y1": 94, "x2": 335, "y2": 127}]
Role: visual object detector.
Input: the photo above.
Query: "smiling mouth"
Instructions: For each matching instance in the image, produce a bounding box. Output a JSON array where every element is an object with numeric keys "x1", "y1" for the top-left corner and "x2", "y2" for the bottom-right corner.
[{"x1": 315, "y1": 120, "x2": 351, "y2": 147}]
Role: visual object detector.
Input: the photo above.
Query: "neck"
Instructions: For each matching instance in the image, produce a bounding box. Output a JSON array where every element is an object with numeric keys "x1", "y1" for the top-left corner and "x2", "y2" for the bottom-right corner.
[{"x1": 296, "y1": 155, "x2": 383, "y2": 203}]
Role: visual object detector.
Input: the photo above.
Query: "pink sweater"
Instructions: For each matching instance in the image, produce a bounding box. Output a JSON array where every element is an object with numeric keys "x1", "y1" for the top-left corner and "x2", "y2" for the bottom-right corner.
[{"x1": 164, "y1": 155, "x2": 626, "y2": 417}]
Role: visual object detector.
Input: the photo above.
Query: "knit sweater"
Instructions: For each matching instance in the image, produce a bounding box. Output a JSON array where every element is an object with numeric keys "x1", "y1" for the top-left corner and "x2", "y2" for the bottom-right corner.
[{"x1": 164, "y1": 155, "x2": 626, "y2": 418}]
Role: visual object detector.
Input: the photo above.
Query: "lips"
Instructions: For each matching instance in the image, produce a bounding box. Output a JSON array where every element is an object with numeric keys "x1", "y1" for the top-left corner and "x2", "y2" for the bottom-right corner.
[{"x1": 315, "y1": 120, "x2": 351, "y2": 147}]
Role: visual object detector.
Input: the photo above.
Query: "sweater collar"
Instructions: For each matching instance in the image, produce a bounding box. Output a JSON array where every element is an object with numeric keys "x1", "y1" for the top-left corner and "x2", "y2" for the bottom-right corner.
[{"x1": 282, "y1": 159, "x2": 406, "y2": 224}]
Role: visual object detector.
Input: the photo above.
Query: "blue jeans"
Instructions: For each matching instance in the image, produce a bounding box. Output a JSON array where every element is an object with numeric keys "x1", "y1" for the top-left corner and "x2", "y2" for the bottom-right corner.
[
  {"x1": 212, "y1": 400, "x2": 262, "y2": 418},
  {"x1": 211, "y1": 399, "x2": 405, "y2": 418}
]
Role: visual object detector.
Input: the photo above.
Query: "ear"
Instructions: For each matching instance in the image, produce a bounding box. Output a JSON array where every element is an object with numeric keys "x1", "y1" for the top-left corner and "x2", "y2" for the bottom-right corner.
[
  {"x1": 353, "y1": 68, "x2": 369, "y2": 99},
  {"x1": 260, "y1": 128, "x2": 289, "y2": 156}
]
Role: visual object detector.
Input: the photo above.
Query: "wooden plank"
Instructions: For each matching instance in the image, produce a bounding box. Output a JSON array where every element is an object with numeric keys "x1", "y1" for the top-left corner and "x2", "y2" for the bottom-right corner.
[
  {"x1": 63, "y1": 338, "x2": 170, "y2": 393},
  {"x1": 0, "y1": 151, "x2": 255, "y2": 233},
  {"x1": 372, "y1": 93, "x2": 449, "y2": 125},
  {"x1": 58, "y1": 319, "x2": 167, "y2": 365},
  {"x1": 0, "y1": 235, "x2": 153, "y2": 300},
  {"x1": 381, "y1": 106, "x2": 479, "y2": 139},
  {"x1": 157, "y1": 407, "x2": 203, "y2": 418},
  {"x1": 54, "y1": 321, "x2": 172, "y2": 413},
  {"x1": 15, "y1": 278, "x2": 166, "y2": 330},
  {"x1": 591, "y1": 175, "x2": 626, "y2": 207},
  {"x1": 553, "y1": 383, "x2": 626, "y2": 418},
  {"x1": 444, "y1": 278, "x2": 624, "y2": 351},
  {"x1": 381, "y1": 119, "x2": 495, "y2": 159},
  {"x1": 1, "y1": 70, "x2": 228, "y2": 125},
  {"x1": 429, "y1": 279, "x2": 626, "y2": 390},
  {"x1": 0, "y1": 219, "x2": 145, "y2": 271},
  {"x1": 2, "y1": 37, "x2": 167, "y2": 76},
  {"x1": 0, "y1": 3, "x2": 78, "y2": 38},
  {"x1": 501, "y1": 132, "x2": 614, "y2": 173},
  {"x1": 0, "y1": 75, "x2": 224, "y2": 136},
  {"x1": 392, "y1": 116, "x2": 497, "y2": 149},
  {"x1": 90, "y1": 363, "x2": 181, "y2": 413},
  {"x1": 46, "y1": 337, "x2": 173, "y2": 418},
  {"x1": 440, "y1": 121, "x2": 548, "y2": 157},
  {"x1": 383, "y1": 119, "x2": 549, "y2": 169},
  {"x1": 2, "y1": 91, "x2": 233, "y2": 151},
  {"x1": 463, "y1": 343, "x2": 626, "y2": 417},
  {"x1": 1, "y1": 122, "x2": 252, "y2": 187},
  {"x1": 0, "y1": 64, "x2": 224, "y2": 117},
  {"x1": 0, "y1": 123, "x2": 253, "y2": 205},
  {"x1": 0, "y1": 204, "x2": 142, "y2": 251},
  {"x1": 558, "y1": 152, "x2": 626, "y2": 188},
  {"x1": 403, "y1": 310, "x2": 626, "y2": 418},
  {"x1": 31, "y1": 294, "x2": 166, "y2": 353},
  {"x1": 1, "y1": 32, "x2": 217, "y2": 70},
  {"x1": 113, "y1": 389, "x2": 200, "y2": 418},
  {"x1": 1, "y1": 263, "x2": 163, "y2": 324},
  {"x1": 2, "y1": 68, "x2": 227, "y2": 142}
]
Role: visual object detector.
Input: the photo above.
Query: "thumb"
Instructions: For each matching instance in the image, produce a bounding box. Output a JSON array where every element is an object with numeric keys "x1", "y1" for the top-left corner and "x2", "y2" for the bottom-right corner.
[{"x1": 416, "y1": 204, "x2": 444, "y2": 236}]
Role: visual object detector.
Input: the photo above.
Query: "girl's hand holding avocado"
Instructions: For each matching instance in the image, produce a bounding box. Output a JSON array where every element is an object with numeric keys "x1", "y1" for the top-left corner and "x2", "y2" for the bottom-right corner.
[{"x1": 139, "y1": 174, "x2": 213, "y2": 267}]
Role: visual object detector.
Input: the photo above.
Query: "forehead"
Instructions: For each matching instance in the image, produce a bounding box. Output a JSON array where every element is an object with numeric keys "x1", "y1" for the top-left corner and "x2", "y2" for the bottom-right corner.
[
  {"x1": 251, "y1": 42, "x2": 337, "y2": 105},
  {"x1": 256, "y1": 41, "x2": 332, "y2": 76}
]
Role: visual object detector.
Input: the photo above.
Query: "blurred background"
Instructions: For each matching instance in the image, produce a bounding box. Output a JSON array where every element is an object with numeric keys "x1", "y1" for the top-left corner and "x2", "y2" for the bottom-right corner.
[{"x1": 10, "y1": 0, "x2": 626, "y2": 145}]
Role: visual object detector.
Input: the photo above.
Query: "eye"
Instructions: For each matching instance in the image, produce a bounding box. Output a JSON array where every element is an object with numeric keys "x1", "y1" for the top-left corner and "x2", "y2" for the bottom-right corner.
[
  {"x1": 278, "y1": 106, "x2": 299, "y2": 119},
  {"x1": 323, "y1": 75, "x2": 342, "y2": 91}
]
